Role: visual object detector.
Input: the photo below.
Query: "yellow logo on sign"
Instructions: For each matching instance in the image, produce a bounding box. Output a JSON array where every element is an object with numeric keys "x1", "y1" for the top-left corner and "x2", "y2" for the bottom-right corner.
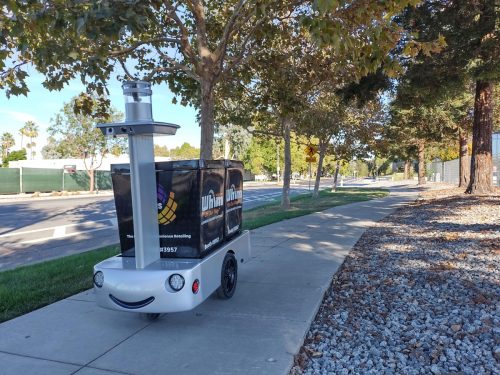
[{"x1": 158, "y1": 192, "x2": 177, "y2": 224}]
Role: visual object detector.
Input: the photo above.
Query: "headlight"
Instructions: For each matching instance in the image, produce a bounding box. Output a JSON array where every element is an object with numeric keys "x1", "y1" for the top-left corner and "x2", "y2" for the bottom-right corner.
[
  {"x1": 168, "y1": 274, "x2": 185, "y2": 292},
  {"x1": 93, "y1": 271, "x2": 104, "y2": 288}
]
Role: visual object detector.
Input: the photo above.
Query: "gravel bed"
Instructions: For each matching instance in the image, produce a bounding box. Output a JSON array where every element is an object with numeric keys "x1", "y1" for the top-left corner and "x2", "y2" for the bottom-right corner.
[{"x1": 291, "y1": 190, "x2": 500, "y2": 375}]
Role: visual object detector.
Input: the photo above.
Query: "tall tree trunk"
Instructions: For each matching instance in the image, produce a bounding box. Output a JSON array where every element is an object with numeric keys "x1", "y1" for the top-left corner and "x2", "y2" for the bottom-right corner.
[
  {"x1": 417, "y1": 140, "x2": 426, "y2": 186},
  {"x1": 404, "y1": 159, "x2": 411, "y2": 180},
  {"x1": 88, "y1": 169, "x2": 95, "y2": 192},
  {"x1": 331, "y1": 160, "x2": 340, "y2": 192},
  {"x1": 200, "y1": 80, "x2": 215, "y2": 160},
  {"x1": 466, "y1": 81, "x2": 494, "y2": 194},
  {"x1": 224, "y1": 137, "x2": 230, "y2": 159},
  {"x1": 281, "y1": 117, "x2": 292, "y2": 209},
  {"x1": 458, "y1": 128, "x2": 469, "y2": 188},
  {"x1": 313, "y1": 142, "x2": 326, "y2": 198}
]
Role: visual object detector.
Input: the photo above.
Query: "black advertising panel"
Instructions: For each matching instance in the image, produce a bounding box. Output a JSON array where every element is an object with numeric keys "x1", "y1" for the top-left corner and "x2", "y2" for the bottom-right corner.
[
  {"x1": 111, "y1": 160, "x2": 235, "y2": 259},
  {"x1": 110, "y1": 165, "x2": 135, "y2": 256},
  {"x1": 156, "y1": 167, "x2": 200, "y2": 258},
  {"x1": 199, "y1": 167, "x2": 225, "y2": 257},
  {"x1": 224, "y1": 160, "x2": 243, "y2": 239}
]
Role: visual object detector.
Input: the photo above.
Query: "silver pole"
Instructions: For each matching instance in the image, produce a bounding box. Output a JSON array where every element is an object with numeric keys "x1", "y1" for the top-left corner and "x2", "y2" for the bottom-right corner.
[{"x1": 128, "y1": 135, "x2": 160, "y2": 269}]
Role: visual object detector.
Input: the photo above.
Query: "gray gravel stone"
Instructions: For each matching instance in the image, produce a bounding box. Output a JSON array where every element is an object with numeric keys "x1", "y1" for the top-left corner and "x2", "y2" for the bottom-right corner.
[{"x1": 289, "y1": 192, "x2": 499, "y2": 375}]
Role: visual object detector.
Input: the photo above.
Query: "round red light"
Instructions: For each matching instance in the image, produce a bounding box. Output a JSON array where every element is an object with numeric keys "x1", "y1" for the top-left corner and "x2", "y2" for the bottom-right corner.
[{"x1": 192, "y1": 279, "x2": 200, "y2": 294}]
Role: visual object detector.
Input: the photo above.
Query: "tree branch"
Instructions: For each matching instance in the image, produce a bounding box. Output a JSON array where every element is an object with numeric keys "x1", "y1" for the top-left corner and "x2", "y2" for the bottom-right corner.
[
  {"x1": 187, "y1": 0, "x2": 209, "y2": 55},
  {"x1": 163, "y1": 0, "x2": 198, "y2": 65},
  {"x1": 118, "y1": 59, "x2": 135, "y2": 80},
  {"x1": 153, "y1": 46, "x2": 200, "y2": 82},
  {"x1": 249, "y1": 128, "x2": 283, "y2": 138},
  {"x1": 109, "y1": 37, "x2": 181, "y2": 57},
  {"x1": 220, "y1": 18, "x2": 265, "y2": 77},
  {"x1": 214, "y1": 0, "x2": 247, "y2": 63}
]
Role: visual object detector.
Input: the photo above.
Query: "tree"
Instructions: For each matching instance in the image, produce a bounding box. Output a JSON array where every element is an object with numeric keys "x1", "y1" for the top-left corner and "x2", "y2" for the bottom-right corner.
[
  {"x1": 0, "y1": 132, "x2": 15, "y2": 160},
  {"x1": 41, "y1": 136, "x2": 62, "y2": 159},
  {"x1": 242, "y1": 138, "x2": 270, "y2": 176},
  {"x1": 2, "y1": 149, "x2": 26, "y2": 168},
  {"x1": 18, "y1": 123, "x2": 29, "y2": 150},
  {"x1": 169, "y1": 143, "x2": 200, "y2": 160},
  {"x1": 297, "y1": 90, "x2": 347, "y2": 197},
  {"x1": 48, "y1": 94, "x2": 124, "y2": 192},
  {"x1": 389, "y1": 103, "x2": 454, "y2": 185},
  {"x1": 213, "y1": 124, "x2": 251, "y2": 160},
  {"x1": 442, "y1": 89, "x2": 474, "y2": 187},
  {"x1": 154, "y1": 145, "x2": 170, "y2": 157},
  {"x1": 0, "y1": 0, "x2": 298, "y2": 159},
  {"x1": 21, "y1": 121, "x2": 39, "y2": 160},
  {"x1": 397, "y1": 0, "x2": 499, "y2": 194}
]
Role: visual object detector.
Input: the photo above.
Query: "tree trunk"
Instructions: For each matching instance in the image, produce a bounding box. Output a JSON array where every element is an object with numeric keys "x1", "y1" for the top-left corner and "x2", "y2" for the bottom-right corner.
[
  {"x1": 458, "y1": 129, "x2": 469, "y2": 188},
  {"x1": 88, "y1": 169, "x2": 95, "y2": 192},
  {"x1": 466, "y1": 81, "x2": 494, "y2": 194},
  {"x1": 417, "y1": 140, "x2": 426, "y2": 186},
  {"x1": 404, "y1": 159, "x2": 411, "y2": 180},
  {"x1": 313, "y1": 143, "x2": 326, "y2": 198},
  {"x1": 331, "y1": 160, "x2": 340, "y2": 192},
  {"x1": 224, "y1": 137, "x2": 230, "y2": 159},
  {"x1": 200, "y1": 80, "x2": 215, "y2": 160},
  {"x1": 281, "y1": 117, "x2": 292, "y2": 209}
]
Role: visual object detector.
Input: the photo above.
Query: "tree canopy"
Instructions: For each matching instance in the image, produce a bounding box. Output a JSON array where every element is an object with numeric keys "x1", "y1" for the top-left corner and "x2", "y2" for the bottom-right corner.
[{"x1": 47, "y1": 94, "x2": 125, "y2": 191}]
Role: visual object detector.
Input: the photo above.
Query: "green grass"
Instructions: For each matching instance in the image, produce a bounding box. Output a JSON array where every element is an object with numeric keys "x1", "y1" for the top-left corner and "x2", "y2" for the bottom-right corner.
[
  {"x1": 0, "y1": 246, "x2": 118, "y2": 323},
  {"x1": 243, "y1": 187, "x2": 389, "y2": 230},
  {"x1": 0, "y1": 187, "x2": 388, "y2": 323}
]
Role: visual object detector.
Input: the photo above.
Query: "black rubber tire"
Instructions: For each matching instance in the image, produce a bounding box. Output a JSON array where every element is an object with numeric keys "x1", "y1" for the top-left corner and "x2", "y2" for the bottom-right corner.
[{"x1": 216, "y1": 252, "x2": 238, "y2": 299}]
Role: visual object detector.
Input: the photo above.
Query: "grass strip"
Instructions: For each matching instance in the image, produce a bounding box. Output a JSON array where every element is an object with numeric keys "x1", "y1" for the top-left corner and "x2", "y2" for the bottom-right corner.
[
  {"x1": 0, "y1": 246, "x2": 118, "y2": 323},
  {"x1": 0, "y1": 187, "x2": 388, "y2": 323},
  {"x1": 243, "y1": 187, "x2": 389, "y2": 230}
]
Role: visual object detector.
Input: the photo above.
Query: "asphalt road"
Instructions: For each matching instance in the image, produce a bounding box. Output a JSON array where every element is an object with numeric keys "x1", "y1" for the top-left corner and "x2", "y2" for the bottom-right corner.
[{"x1": 0, "y1": 181, "x2": 331, "y2": 270}]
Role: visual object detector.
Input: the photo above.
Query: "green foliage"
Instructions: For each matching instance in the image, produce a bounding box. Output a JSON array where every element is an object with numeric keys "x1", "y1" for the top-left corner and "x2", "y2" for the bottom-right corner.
[
  {"x1": 0, "y1": 1, "x2": 302, "y2": 158},
  {"x1": 154, "y1": 143, "x2": 200, "y2": 159},
  {"x1": 47, "y1": 94, "x2": 125, "y2": 185},
  {"x1": 241, "y1": 134, "x2": 312, "y2": 176},
  {"x1": 345, "y1": 159, "x2": 371, "y2": 178},
  {"x1": 213, "y1": 125, "x2": 251, "y2": 160},
  {"x1": 19, "y1": 121, "x2": 38, "y2": 160},
  {"x1": 154, "y1": 145, "x2": 170, "y2": 157},
  {"x1": 170, "y1": 143, "x2": 200, "y2": 160},
  {"x1": 2, "y1": 149, "x2": 27, "y2": 167},
  {"x1": 41, "y1": 136, "x2": 65, "y2": 159},
  {"x1": 397, "y1": 0, "x2": 499, "y2": 102},
  {"x1": 0, "y1": 132, "x2": 15, "y2": 160},
  {"x1": 242, "y1": 137, "x2": 277, "y2": 176}
]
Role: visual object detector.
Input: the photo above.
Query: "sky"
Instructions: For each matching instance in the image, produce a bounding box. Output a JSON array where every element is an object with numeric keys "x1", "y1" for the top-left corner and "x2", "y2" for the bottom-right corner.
[{"x1": 0, "y1": 67, "x2": 200, "y2": 158}]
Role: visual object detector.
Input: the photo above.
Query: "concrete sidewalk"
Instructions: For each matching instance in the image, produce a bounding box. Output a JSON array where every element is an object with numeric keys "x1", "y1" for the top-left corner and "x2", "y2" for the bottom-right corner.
[{"x1": 0, "y1": 185, "x2": 419, "y2": 375}]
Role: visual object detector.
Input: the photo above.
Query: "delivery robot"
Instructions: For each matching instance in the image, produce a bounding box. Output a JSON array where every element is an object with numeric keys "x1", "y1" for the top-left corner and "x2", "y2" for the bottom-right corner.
[{"x1": 93, "y1": 81, "x2": 250, "y2": 320}]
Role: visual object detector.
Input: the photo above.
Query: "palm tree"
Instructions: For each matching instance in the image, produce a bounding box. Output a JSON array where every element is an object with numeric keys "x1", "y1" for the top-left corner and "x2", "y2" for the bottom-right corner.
[
  {"x1": 0, "y1": 132, "x2": 15, "y2": 159},
  {"x1": 19, "y1": 124, "x2": 29, "y2": 149},
  {"x1": 22, "y1": 121, "x2": 39, "y2": 160}
]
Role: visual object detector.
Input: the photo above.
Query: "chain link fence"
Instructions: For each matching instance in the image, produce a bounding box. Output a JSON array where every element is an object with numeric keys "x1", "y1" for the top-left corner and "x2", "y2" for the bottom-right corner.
[{"x1": 428, "y1": 156, "x2": 500, "y2": 186}]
